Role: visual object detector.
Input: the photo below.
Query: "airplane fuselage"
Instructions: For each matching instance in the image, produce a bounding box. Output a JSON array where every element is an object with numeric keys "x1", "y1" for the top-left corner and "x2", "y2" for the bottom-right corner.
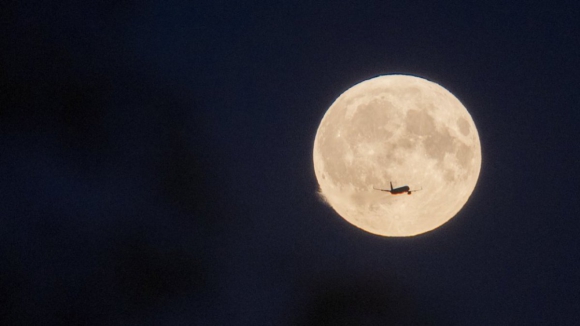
[{"x1": 390, "y1": 186, "x2": 410, "y2": 195}]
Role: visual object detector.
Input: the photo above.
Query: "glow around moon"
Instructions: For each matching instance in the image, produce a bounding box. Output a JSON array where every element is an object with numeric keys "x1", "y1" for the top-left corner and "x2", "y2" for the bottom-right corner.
[{"x1": 313, "y1": 75, "x2": 481, "y2": 236}]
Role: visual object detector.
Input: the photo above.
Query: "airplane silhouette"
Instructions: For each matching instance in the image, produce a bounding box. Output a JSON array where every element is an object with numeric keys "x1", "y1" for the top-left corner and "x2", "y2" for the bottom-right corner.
[{"x1": 373, "y1": 182, "x2": 422, "y2": 195}]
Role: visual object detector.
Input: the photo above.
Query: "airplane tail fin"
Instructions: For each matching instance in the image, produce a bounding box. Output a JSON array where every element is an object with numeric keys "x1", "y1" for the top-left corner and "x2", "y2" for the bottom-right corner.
[{"x1": 390, "y1": 181, "x2": 393, "y2": 191}]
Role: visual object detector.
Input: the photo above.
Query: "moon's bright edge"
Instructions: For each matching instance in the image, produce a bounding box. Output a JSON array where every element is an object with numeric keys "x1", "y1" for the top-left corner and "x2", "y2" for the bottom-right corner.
[{"x1": 313, "y1": 75, "x2": 481, "y2": 236}]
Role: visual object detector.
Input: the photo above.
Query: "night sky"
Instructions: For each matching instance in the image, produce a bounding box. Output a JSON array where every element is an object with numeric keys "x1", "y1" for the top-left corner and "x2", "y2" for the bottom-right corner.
[{"x1": 2, "y1": 1, "x2": 579, "y2": 325}]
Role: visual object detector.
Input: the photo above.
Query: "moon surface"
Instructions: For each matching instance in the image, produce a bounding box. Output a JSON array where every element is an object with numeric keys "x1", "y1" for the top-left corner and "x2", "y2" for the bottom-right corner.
[{"x1": 313, "y1": 75, "x2": 481, "y2": 236}]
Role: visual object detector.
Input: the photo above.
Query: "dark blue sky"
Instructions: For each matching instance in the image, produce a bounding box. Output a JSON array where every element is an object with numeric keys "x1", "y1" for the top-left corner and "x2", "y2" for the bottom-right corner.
[{"x1": 1, "y1": 1, "x2": 579, "y2": 325}]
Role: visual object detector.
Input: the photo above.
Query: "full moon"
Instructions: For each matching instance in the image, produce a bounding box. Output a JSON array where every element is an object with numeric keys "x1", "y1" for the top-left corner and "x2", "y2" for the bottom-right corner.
[{"x1": 313, "y1": 75, "x2": 481, "y2": 236}]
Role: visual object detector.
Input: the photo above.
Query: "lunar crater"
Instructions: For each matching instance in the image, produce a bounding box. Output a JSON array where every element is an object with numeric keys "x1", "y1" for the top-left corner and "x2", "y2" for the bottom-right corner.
[
  {"x1": 406, "y1": 110, "x2": 436, "y2": 136},
  {"x1": 457, "y1": 117, "x2": 470, "y2": 136}
]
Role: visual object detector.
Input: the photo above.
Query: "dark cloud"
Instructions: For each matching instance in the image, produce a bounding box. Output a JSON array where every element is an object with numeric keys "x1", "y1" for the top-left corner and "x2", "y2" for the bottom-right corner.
[
  {"x1": 110, "y1": 237, "x2": 207, "y2": 310},
  {"x1": 297, "y1": 274, "x2": 441, "y2": 326}
]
